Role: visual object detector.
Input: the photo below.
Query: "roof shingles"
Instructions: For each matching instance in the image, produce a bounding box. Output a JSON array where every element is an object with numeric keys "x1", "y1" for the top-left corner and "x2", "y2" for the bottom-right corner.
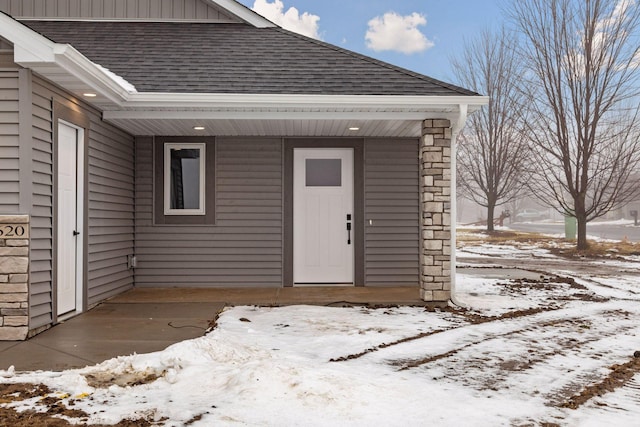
[{"x1": 23, "y1": 21, "x2": 478, "y2": 96}]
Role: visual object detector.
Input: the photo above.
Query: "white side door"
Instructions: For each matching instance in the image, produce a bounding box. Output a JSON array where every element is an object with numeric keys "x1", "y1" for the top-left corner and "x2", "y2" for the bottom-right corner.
[
  {"x1": 293, "y1": 148, "x2": 354, "y2": 284},
  {"x1": 57, "y1": 121, "x2": 84, "y2": 316}
]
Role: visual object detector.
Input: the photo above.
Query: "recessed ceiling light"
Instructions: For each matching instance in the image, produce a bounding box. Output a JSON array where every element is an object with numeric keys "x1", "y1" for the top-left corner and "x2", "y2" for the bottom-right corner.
[
  {"x1": 348, "y1": 127, "x2": 360, "y2": 131},
  {"x1": 193, "y1": 126, "x2": 205, "y2": 130},
  {"x1": 83, "y1": 92, "x2": 97, "y2": 97}
]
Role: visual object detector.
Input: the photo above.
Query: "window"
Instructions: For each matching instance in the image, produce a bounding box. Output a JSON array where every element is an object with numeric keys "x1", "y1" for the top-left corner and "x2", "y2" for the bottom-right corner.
[
  {"x1": 305, "y1": 159, "x2": 342, "y2": 187},
  {"x1": 164, "y1": 143, "x2": 205, "y2": 215}
]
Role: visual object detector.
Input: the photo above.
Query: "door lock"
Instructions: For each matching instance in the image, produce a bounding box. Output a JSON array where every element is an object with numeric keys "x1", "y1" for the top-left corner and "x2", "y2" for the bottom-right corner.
[
  {"x1": 346, "y1": 214, "x2": 352, "y2": 245},
  {"x1": 73, "y1": 230, "x2": 80, "y2": 236}
]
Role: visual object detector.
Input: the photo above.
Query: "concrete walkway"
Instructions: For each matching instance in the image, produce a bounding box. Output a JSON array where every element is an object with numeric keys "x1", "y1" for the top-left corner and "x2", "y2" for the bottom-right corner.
[{"x1": 0, "y1": 286, "x2": 422, "y2": 372}]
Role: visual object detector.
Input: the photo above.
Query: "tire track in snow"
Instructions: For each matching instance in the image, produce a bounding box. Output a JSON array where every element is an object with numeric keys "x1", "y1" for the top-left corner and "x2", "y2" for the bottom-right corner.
[
  {"x1": 595, "y1": 375, "x2": 640, "y2": 411},
  {"x1": 355, "y1": 300, "x2": 639, "y2": 370},
  {"x1": 392, "y1": 313, "x2": 626, "y2": 372},
  {"x1": 329, "y1": 307, "x2": 551, "y2": 363},
  {"x1": 379, "y1": 302, "x2": 640, "y2": 416},
  {"x1": 558, "y1": 357, "x2": 640, "y2": 409},
  {"x1": 361, "y1": 303, "x2": 596, "y2": 364}
]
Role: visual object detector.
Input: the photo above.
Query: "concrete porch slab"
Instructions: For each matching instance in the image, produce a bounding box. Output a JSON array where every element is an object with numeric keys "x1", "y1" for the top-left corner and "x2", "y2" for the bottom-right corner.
[
  {"x1": 0, "y1": 301, "x2": 223, "y2": 372},
  {"x1": 110, "y1": 286, "x2": 425, "y2": 306}
]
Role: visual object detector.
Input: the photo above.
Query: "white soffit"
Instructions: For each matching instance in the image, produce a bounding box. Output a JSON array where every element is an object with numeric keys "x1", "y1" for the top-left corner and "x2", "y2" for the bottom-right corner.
[
  {"x1": 99, "y1": 94, "x2": 487, "y2": 136},
  {"x1": 104, "y1": 117, "x2": 426, "y2": 138}
]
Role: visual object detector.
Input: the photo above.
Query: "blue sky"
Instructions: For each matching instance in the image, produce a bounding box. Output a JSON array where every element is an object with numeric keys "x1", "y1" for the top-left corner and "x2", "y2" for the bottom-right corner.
[{"x1": 236, "y1": 0, "x2": 506, "y2": 83}]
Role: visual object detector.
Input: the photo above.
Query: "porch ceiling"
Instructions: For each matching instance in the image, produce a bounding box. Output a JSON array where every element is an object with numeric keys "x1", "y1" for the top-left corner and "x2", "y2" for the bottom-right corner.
[
  {"x1": 99, "y1": 94, "x2": 480, "y2": 137},
  {"x1": 103, "y1": 116, "x2": 424, "y2": 137}
]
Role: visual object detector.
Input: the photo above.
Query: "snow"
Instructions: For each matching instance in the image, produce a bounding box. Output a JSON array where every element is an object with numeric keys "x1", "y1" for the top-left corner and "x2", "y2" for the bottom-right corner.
[
  {"x1": 94, "y1": 63, "x2": 137, "y2": 93},
  {"x1": 589, "y1": 218, "x2": 636, "y2": 227},
  {"x1": 1, "y1": 242, "x2": 640, "y2": 426}
]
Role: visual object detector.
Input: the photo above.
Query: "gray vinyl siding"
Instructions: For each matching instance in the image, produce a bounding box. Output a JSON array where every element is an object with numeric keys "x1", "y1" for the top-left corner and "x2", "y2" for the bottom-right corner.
[
  {"x1": 364, "y1": 139, "x2": 420, "y2": 286},
  {"x1": 86, "y1": 117, "x2": 135, "y2": 306},
  {"x1": 29, "y1": 79, "x2": 54, "y2": 327},
  {"x1": 135, "y1": 137, "x2": 283, "y2": 287},
  {"x1": 0, "y1": 0, "x2": 237, "y2": 21},
  {"x1": 0, "y1": 68, "x2": 20, "y2": 214},
  {"x1": 29, "y1": 76, "x2": 135, "y2": 329}
]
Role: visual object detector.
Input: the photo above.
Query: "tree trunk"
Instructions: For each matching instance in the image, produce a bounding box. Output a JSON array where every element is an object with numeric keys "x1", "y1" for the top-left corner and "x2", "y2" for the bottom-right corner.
[
  {"x1": 575, "y1": 197, "x2": 589, "y2": 250},
  {"x1": 486, "y1": 199, "x2": 496, "y2": 232}
]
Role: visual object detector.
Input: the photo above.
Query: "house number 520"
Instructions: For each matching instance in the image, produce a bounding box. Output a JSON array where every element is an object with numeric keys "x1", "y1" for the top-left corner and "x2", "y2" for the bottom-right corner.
[{"x1": 0, "y1": 225, "x2": 26, "y2": 238}]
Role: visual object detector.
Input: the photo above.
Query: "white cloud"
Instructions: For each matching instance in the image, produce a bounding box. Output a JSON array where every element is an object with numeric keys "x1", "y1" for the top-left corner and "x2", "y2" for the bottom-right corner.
[
  {"x1": 365, "y1": 12, "x2": 434, "y2": 54},
  {"x1": 252, "y1": 0, "x2": 321, "y2": 39}
]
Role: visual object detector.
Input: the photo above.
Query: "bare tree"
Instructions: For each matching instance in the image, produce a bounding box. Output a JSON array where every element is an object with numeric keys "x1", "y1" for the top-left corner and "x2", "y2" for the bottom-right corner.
[
  {"x1": 452, "y1": 28, "x2": 529, "y2": 232},
  {"x1": 512, "y1": 0, "x2": 640, "y2": 249}
]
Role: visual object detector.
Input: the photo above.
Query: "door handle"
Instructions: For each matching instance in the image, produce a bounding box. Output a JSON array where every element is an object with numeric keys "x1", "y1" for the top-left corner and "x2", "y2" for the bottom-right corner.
[{"x1": 346, "y1": 216, "x2": 351, "y2": 245}]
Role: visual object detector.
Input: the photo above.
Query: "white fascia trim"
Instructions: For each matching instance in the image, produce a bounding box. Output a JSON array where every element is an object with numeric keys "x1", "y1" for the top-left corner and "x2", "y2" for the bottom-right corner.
[
  {"x1": 207, "y1": 0, "x2": 276, "y2": 28},
  {"x1": 1, "y1": 13, "x2": 134, "y2": 104},
  {"x1": 103, "y1": 110, "x2": 444, "y2": 121},
  {"x1": 1, "y1": 12, "x2": 56, "y2": 63},
  {"x1": 51, "y1": 45, "x2": 134, "y2": 103},
  {"x1": 119, "y1": 93, "x2": 489, "y2": 111}
]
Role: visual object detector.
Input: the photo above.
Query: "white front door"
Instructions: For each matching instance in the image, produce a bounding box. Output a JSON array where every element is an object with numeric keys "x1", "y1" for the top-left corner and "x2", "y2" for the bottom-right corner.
[
  {"x1": 57, "y1": 121, "x2": 84, "y2": 316},
  {"x1": 293, "y1": 148, "x2": 354, "y2": 284}
]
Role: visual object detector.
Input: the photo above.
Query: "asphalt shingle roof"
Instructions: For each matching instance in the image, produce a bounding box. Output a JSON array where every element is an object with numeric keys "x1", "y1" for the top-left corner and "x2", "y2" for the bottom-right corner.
[{"x1": 23, "y1": 21, "x2": 478, "y2": 96}]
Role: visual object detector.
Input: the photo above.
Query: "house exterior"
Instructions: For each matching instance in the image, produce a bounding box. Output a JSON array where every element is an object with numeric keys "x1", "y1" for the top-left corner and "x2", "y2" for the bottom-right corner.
[{"x1": 0, "y1": 0, "x2": 487, "y2": 340}]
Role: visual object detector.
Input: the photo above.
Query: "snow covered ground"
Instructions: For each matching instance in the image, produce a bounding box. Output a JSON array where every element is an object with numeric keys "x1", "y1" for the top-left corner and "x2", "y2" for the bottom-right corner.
[{"x1": 1, "y1": 239, "x2": 640, "y2": 426}]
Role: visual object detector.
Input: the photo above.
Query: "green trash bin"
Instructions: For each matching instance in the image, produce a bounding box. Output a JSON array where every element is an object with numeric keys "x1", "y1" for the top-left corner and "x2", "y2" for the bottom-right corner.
[{"x1": 564, "y1": 216, "x2": 577, "y2": 239}]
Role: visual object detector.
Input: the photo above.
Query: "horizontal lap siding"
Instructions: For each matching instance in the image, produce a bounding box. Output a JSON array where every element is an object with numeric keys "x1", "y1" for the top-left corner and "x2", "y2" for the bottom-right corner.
[
  {"x1": 0, "y1": 0, "x2": 236, "y2": 20},
  {"x1": 364, "y1": 139, "x2": 420, "y2": 286},
  {"x1": 0, "y1": 69, "x2": 20, "y2": 213},
  {"x1": 29, "y1": 80, "x2": 53, "y2": 328},
  {"x1": 87, "y1": 118, "x2": 135, "y2": 306},
  {"x1": 135, "y1": 137, "x2": 283, "y2": 287},
  {"x1": 29, "y1": 77, "x2": 135, "y2": 329}
]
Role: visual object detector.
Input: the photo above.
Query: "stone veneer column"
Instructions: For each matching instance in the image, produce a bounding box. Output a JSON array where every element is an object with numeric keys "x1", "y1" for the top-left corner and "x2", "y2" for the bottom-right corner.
[
  {"x1": 420, "y1": 120, "x2": 452, "y2": 303},
  {"x1": 0, "y1": 215, "x2": 29, "y2": 340}
]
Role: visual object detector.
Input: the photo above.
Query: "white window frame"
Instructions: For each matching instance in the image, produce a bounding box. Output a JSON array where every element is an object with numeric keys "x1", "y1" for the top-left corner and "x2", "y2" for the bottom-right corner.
[{"x1": 164, "y1": 143, "x2": 206, "y2": 215}]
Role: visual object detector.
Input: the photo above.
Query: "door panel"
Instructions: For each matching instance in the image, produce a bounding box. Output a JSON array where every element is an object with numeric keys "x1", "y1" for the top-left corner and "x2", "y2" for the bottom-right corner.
[
  {"x1": 294, "y1": 148, "x2": 354, "y2": 284},
  {"x1": 57, "y1": 121, "x2": 81, "y2": 316}
]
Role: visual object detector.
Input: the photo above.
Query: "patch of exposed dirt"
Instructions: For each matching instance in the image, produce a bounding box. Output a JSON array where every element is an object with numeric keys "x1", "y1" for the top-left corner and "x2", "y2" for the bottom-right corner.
[
  {"x1": 457, "y1": 229, "x2": 557, "y2": 245},
  {"x1": 0, "y1": 383, "x2": 153, "y2": 427},
  {"x1": 184, "y1": 413, "x2": 204, "y2": 425},
  {"x1": 0, "y1": 382, "x2": 51, "y2": 402},
  {"x1": 549, "y1": 240, "x2": 640, "y2": 259},
  {"x1": 458, "y1": 229, "x2": 640, "y2": 260},
  {"x1": 205, "y1": 306, "x2": 228, "y2": 333},
  {"x1": 495, "y1": 275, "x2": 609, "y2": 303},
  {"x1": 0, "y1": 407, "x2": 77, "y2": 427},
  {"x1": 84, "y1": 369, "x2": 163, "y2": 388},
  {"x1": 459, "y1": 306, "x2": 552, "y2": 324},
  {"x1": 558, "y1": 354, "x2": 640, "y2": 409}
]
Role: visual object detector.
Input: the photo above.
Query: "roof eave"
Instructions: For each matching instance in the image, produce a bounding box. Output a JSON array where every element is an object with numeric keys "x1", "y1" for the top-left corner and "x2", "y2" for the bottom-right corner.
[
  {"x1": 2, "y1": 12, "x2": 134, "y2": 104},
  {"x1": 206, "y1": 0, "x2": 276, "y2": 28},
  {"x1": 101, "y1": 93, "x2": 488, "y2": 120},
  {"x1": 1, "y1": 13, "x2": 488, "y2": 122}
]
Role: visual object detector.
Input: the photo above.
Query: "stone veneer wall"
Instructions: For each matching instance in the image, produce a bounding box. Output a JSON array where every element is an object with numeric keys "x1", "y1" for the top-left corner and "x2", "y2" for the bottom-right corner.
[
  {"x1": 420, "y1": 119, "x2": 452, "y2": 303},
  {"x1": 0, "y1": 215, "x2": 29, "y2": 340}
]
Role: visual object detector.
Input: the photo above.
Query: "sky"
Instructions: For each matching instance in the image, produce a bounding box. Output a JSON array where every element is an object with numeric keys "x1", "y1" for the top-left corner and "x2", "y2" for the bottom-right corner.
[{"x1": 236, "y1": 0, "x2": 506, "y2": 83}]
